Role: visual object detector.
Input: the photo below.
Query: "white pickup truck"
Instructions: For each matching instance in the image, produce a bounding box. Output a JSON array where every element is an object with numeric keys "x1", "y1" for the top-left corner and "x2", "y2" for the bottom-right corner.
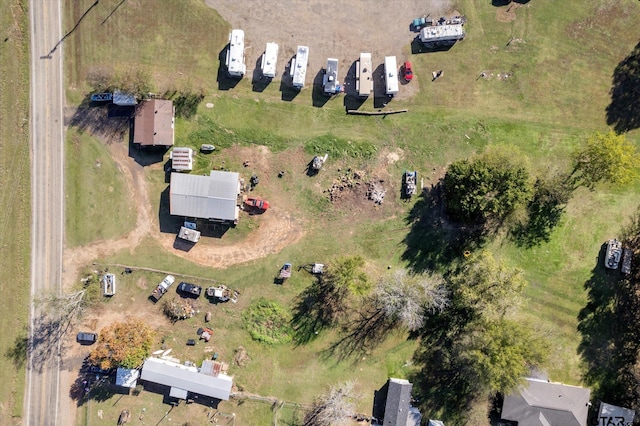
[{"x1": 150, "y1": 275, "x2": 175, "y2": 301}]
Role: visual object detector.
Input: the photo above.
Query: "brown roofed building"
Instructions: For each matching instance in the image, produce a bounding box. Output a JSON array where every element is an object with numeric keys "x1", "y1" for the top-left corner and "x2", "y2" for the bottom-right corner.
[{"x1": 134, "y1": 99, "x2": 175, "y2": 147}]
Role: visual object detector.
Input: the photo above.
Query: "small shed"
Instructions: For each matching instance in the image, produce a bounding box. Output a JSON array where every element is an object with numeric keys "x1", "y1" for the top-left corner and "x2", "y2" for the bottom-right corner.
[
  {"x1": 170, "y1": 147, "x2": 193, "y2": 171},
  {"x1": 113, "y1": 90, "x2": 137, "y2": 106},
  {"x1": 116, "y1": 368, "x2": 140, "y2": 389}
]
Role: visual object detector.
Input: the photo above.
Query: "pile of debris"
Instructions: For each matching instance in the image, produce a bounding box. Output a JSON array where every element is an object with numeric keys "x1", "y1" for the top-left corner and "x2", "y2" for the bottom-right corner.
[
  {"x1": 325, "y1": 170, "x2": 365, "y2": 202},
  {"x1": 163, "y1": 298, "x2": 201, "y2": 321},
  {"x1": 367, "y1": 181, "x2": 386, "y2": 204}
]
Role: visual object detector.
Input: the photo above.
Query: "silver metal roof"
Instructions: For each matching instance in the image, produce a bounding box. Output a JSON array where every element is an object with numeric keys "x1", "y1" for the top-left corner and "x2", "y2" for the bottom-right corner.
[{"x1": 170, "y1": 171, "x2": 240, "y2": 221}]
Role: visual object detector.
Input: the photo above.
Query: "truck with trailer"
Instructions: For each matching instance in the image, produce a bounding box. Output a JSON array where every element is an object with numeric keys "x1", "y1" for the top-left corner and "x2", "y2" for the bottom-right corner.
[
  {"x1": 290, "y1": 46, "x2": 309, "y2": 89},
  {"x1": 322, "y1": 58, "x2": 341, "y2": 94},
  {"x1": 261, "y1": 42, "x2": 279, "y2": 78},
  {"x1": 356, "y1": 53, "x2": 373, "y2": 98},
  {"x1": 226, "y1": 29, "x2": 247, "y2": 77},
  {"x1": 150, "y1": 275, "x2": 175, "y2": 302},
  {"x1": 384, "y1": 56, "x2": 399, "y2": 97}
]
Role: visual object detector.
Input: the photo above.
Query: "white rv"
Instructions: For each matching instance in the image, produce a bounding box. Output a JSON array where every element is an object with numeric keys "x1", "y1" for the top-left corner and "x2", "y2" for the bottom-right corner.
[
  {"x1": 356, "y1": 53, "x2": 373, "y2": 98},
  {"x1": 261, "y1": 42, "x2": 279, "y2": 78},
  {"x1": 290, "y1": 46, "x2": 309, "y2": 89},
  {"x1": 419, "y1": 24, "x2": 465, "y2": 45},
  {"x1": 384, "y1": 56, "x2": 399, "y2": 96},
  {"x1": 226, "y1": 29, "x2": 246, "y2": 77},
  {"x1": 322, "y1": 58, "x2": 340, "y2": 94}
]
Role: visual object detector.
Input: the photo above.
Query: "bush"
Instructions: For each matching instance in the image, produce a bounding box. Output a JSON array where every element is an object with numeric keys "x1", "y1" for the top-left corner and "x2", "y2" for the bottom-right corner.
[{"x1": 242, "y1": 299, "x2": 293, "y2": 345}]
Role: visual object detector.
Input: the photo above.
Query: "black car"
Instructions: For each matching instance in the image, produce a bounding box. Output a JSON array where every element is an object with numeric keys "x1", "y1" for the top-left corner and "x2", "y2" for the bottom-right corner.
[
  {"x1": 178, "y1": 282, "x2": 202, "y2": 297},
  {"x1": 77, "y1": 332, "x2": 97, "y2": 345}
]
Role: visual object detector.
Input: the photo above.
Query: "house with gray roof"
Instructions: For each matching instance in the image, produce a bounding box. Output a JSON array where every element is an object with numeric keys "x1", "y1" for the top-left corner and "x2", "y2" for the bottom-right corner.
[
  {"x1": 500, "y1": 378, "x2": 591, "y2": 426},
  {"x1": 169, "y1": 171, "x2": 241, "y2": 224},
  {"x1": 372, "y1": 378, "x2": 421, "y2": 426}
]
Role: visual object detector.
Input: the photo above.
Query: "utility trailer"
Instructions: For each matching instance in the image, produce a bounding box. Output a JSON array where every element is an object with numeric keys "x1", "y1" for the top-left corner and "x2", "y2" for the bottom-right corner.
[
  {"x1": 102, "y1": 273, "x2": 116, "y2": 296},
  {"x1": 290, "y1": 46, "x2": 309, "y2": 89},
  {"x1": 404, "y1": 171, "x2": 418, "y2": 198},
  {"x1": 261, "y1": 42, "x2": 279, "y2": 78},
  {"x1": 206, "y1": 285, "x2": 239, "y2": 303}
]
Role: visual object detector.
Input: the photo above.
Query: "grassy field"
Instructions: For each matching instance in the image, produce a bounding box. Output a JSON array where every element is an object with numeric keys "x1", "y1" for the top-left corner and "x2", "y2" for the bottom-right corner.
[
  {"x1": 62, "y1": 0, "x2": 640, "y2": 424},
  {"x1": 65, "y1": 127, "x2": 136, "y2": 247},
  {"x1": 0, "y1": 0, "x2": 30, "y2": 422}
]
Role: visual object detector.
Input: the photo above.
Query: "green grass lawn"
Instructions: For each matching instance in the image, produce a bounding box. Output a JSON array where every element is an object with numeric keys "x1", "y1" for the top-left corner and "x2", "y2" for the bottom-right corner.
[
  {"x1": 65, "y1": 127, "x2": 136, "y2": 247},
  {"x1": 0, "y1": 0, "x2": 30, "y2": 421},
  {"x1": 62, "y1": 0, "x2": 640, "y2": 423}
]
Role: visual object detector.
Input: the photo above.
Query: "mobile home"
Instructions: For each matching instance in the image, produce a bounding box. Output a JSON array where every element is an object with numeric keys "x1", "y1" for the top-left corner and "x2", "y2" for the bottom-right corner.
[
  {"x1": 384, "y1": 56, "x2": 399, "y2": 96},
  {"x1": 290, "y1": 45, "x2": 309, "y2": 89},
  {"x1": 261, "y1": 42, "x2": 279, "y2": 78},
  {"x1": 226, "y1": 29, "x2": 246, "y2": 77},
  {"x1": 322, "y1": 58, "x2": 340, "y2": 94},
  {"x1": 356, "y1": 53, "x2": 373, "y2": 98}
]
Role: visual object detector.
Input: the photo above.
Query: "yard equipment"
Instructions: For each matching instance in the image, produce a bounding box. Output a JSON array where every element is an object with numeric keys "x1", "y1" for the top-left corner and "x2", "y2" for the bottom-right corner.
[
  {"x1": 404, "y1": 171, "x2": 418, "y2": 198},
  {"x1": 605, "y1": 239, "x2": 623, "y2": 270},
  {"x1": 206, "y1": 285, "x2": 239, "y2": 303},
  {"x1": 299, "y1": 263, "x2": 325, "y2": 275},
  {"x1": 311, "y1": 154, "x2": 329, "y2": 172},
  {"x1": 275, "y1": 263, "x2": 292, "y2": 284}
]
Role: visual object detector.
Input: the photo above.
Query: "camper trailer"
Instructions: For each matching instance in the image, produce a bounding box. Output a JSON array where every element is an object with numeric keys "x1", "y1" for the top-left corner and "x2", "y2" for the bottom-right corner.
[
  {"x1": 290, "y1": 46, "x2": 309, "y2": 89},
  {"x1": 322, "y1": 58, "x2": 340, "y2": 94},
  {"x1": 356, "y1": 53, "x2": 373, "y2": 98},
  {"x1": 261, "y1": 42, "x2": 279, "y2": 78},
  {"x1": 384, "y1": 56, "x2": 399, "y2": 96},
  {"x1": 419, "y1": 24, "x2": 465, "y2": 46},
  {"x1": 226, "y1": 29, "x2": 246, "y2": 77}
]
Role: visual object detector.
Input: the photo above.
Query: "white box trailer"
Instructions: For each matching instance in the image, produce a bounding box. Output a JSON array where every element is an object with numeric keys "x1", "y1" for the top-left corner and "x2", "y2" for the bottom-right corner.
[
  {"x1": 384, "y1": 56, "x2": 399, "y2": 96},
  {"x1": 356, "y1": 53, "x2": 373, "y2": 98},
  {"x1": 226, "y1": 29, "x2": 246, "y2": 77},
  {"x1": 290, "y1": 46, "x2": 309, "y2": 89},
  {"x1": 322, "y1": 58, "x2": 340, "y2": 94},
  {"x1": 261, "y1": 42, "x2": 279, "y2": 78}
]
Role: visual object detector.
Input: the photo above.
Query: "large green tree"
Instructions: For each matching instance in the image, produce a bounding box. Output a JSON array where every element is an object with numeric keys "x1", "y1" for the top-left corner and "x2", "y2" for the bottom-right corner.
[
  {"x1": 573, "y1": 130, "x2": 640, "y2": 189},
  {"x1": 443, "y1": 147, "x2": 533, "y2": 224}
]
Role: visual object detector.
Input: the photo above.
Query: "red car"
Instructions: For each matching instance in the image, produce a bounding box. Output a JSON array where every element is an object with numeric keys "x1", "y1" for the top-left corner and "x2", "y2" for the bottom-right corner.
[
  {"x1": 244, "y1": 197, "x2": 270, "y2": 211},
  {"x1": 402, "y1": 61, "x2": 413, "y2": 81}
]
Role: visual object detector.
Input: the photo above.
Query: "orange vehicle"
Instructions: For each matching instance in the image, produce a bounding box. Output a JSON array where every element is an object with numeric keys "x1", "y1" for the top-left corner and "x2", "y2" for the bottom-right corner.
[{"x1": 244, "y1": 197, "x2": 270, "y2": 211}]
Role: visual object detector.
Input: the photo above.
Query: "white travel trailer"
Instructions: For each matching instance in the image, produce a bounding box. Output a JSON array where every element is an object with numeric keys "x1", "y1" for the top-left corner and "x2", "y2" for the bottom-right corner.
[
  {"x1": 290, "y1": 45, "x2": 309, "y2": 89},
  {"x1": 322, "y1": 58, "x2": 340, "y2": 94},
  {"x1": 356, "y1": 53, "x2": 373, "y2": 98},
  {"x1": 261, "y1": 42, "x2": 279, "y2": 78},
  {"x1": 384, "y1": 56, "x2": 399, "y2": 96},
  {"x1": 226, "y1": 29, "x2": 246, "y2": 77}
]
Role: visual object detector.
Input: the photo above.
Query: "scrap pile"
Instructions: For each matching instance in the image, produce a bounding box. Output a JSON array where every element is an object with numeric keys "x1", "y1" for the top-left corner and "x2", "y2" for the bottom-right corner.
[
  {"x1": 367, "y1": 180, "x2": 386, "y2": 204},
  {"x1": 163, "y1": 298, "x2": 200, "y2": 321},
  {"x1": 325, "y1": 170, "x2": 364, "y2": 202}
]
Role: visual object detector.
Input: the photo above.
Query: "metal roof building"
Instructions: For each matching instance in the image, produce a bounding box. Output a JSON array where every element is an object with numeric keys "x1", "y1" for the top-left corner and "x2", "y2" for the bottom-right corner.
[
  {"x1": 116, "y1": 368, "x2": 140, "y2": 389},
  {"x1": 133, "y1": 99, "x2": 175, "y2": 147},
  {"x1": 169, "y1": 171, "x2": 241, "y2": 223},
  {"x1": 140, "y1": 357, "x2": 233, "y2": 401}
]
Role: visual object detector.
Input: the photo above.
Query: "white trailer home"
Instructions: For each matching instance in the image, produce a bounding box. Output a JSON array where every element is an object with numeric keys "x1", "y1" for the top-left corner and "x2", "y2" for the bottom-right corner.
[
  {"x1": 290, "y1": 45, "x2": 309, "y2": 89},
  {"x1": 356, "y1": 53, "x2": 373, "y2": 98},
  {"x1": 384, "y1": 56, "x2": 399, "y2": 96},
  {"x1": 226, "y1": 29, "x2": 246, "y2": 77},
  {"x1": 322, "y1": 58, "x2": 340, "y2": 94},
  {"x1": 261, "y1": 42, "x2": 279, "y2": 78},
  {"x1": 419, "y1": 24, "x2": 465, "y2": 45}
]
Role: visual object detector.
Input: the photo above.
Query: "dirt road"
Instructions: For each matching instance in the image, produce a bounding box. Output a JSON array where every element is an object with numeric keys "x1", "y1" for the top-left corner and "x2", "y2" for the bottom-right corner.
[{"x1": 26, "y1": 0, "x2": 65, "y2": 425}]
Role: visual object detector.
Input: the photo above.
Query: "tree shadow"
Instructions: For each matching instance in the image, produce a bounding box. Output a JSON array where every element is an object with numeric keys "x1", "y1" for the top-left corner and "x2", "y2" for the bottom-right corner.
[
  {"x1": 577, "y1": 242, "x2": 640, "y2": 413},
  {"x1": 606, "y1": 41, "x2": 640, "y2": 133},
  {"x1": 401, "y1": 182, "x2": 488, "y2": 273},
  {"x1": 162, "y1": 89, "x2": 204, "y2": 119},
  {"x1": 66, "y1": 96, "x2": 131, "y2": 147},
  {"x1": 5, "y1": 328, "x2": 28, "y2": 369},
  {"x1": 290, "y1": 276, "x2": 343, "y2": 345},
  {"x1": 510, "y1": 176, "x2": 573, "y2": 248}
]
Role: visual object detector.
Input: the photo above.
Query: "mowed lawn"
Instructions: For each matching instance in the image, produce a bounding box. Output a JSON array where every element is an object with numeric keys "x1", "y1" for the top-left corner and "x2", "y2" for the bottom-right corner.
[
  {"x1": 0, "y1": 0, "x2": 30, "y2": 421},
  {"x1": 62, "y1": 0, "x2": 640, "y2": 423}
]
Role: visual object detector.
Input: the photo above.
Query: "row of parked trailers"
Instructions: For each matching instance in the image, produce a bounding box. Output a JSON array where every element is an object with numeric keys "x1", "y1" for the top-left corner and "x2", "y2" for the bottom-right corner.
[{"x1": 225, "y1": 30, "x2": 401, "y2": 97}]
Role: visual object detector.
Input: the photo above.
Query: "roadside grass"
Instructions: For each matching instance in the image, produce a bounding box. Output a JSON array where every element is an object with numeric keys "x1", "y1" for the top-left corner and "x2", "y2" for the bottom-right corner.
[
  {"x1": 65, "y1": 127, "x2": 136, "y2": 247},
  {"x1": 0, "y1": 0, "x2": 30, "y2": 420},
  {"x1": 62, "y1": 0, "x2": 640, "y2": 423}
]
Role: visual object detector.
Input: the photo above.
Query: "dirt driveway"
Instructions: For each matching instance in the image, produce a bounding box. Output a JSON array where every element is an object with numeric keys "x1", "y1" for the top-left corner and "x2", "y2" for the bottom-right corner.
[{"x1": 206, "y1": 0, "x2": 453, "y2": 99}]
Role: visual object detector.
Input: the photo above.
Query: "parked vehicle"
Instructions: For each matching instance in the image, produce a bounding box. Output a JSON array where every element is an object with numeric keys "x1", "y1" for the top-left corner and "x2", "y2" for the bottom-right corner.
[
  {"x1": 200, "y1": 144, "x2": 215, "y2": 153},
  {"x1": 178, "y1": 282, "x2": 202, "y2": 297},
  {"x1": 244, "y1": 197, "x2": 270, "y2": 211},
  {"x1": 402, "y1": 61, "x2": 413, "y2": 81},
  {"x1": 404, "y1": 171, "x2": 418, "y2": 197},
  {"x1": 605, "y1": 239, "x2": 623, "y2": 270},
  {"x1": 206, "y1": 285, "x2": 239, "y2": 303},
  {"x1": 150, "y1": 275, "x2": 175, "y2": 302},
  {"x1": 77, "y1": 332, "x2": 97, "y2": 345}
]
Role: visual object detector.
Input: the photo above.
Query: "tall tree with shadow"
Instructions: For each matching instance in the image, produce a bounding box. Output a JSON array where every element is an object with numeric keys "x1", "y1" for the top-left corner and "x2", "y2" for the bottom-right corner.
[{"x1": 606, "y1": 41, "x2": 640, "y2": 134}]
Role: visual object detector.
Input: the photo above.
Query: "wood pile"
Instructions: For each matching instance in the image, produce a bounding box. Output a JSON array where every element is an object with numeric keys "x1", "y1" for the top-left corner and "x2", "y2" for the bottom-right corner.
[{"x1": 325, "y1": 170, "x2": 364, "y2": 202}]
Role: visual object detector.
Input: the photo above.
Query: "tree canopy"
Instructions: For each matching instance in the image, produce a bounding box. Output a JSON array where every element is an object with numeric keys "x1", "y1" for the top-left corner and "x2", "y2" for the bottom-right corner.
[
  {"x1": 443, "y1": 147, "x2": 533, "y2": 224},
  {"x1": 303, "y1": 382, "x2": 357, "y2": 426},
  {"x1": 89, "y1": 318, "x2": 155, "y2": 369},
  {"x1": 573, "y1": 130, "x2": 640, "y2": 189}
]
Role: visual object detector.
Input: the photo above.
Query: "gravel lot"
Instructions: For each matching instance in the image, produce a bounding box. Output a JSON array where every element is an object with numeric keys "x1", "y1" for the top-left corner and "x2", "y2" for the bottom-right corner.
[{"x1": 206, "y1": 0, "x2": 453, "y2": 98}]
